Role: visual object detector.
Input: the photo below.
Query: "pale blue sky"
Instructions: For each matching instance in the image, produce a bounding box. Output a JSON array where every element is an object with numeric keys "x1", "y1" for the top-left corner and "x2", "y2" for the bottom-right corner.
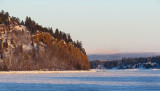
[{"x1": 0, "y1": 0, "x2": 160, "y2": 54}]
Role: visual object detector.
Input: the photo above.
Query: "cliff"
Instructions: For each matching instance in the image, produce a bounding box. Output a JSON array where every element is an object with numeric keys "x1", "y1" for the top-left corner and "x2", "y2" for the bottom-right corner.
[{"x1": 0, "y1": 10, "x2": 90, "y2": 71}]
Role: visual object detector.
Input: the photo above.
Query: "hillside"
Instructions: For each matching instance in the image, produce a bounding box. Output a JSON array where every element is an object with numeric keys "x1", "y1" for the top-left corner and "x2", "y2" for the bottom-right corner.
[{"x1": 0, "y1": 10, "x2": 90, "y2": 71}]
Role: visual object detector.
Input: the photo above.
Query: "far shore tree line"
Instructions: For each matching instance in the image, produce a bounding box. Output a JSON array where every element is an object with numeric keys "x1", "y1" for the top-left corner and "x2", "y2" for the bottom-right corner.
[{"x1": 90, "y1": 56, "x2": 160, "y2": 69}]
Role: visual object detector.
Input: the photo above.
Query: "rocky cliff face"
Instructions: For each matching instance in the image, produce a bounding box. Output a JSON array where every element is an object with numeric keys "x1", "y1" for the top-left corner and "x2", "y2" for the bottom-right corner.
[{"x1": 0, "y1": 11, "x2": 90, "y2": 71}]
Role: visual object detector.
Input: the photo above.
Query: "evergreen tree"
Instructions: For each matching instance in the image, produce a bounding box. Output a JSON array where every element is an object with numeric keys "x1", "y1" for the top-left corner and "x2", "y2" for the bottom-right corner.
[
  {"x1": 62, "y1": 33, "x2": 67, "y2": 42},
  {"x1": 67, "y1": 34, "x2": 73, "y2": 43},
  {"x1": 59, "y1": 31, "x2": 63, "y2": 40},
  {"x1": 5, "y1": 12, "x2": 9, "y2": 18},
  {"x1": 54, "y1": 29, "x2": 59, "y2": 39},
  {"x1": 1, "y1": 10, "x2": 4, "y2": 15},
  {"x1": 21, "y1": 20, "x2": 24, "y2": 25}
]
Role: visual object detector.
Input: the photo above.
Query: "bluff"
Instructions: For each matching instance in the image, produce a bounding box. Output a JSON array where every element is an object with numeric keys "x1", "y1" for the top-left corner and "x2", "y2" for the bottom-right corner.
[{"x1": 0, "y1": 10, "x2": 90, "y2": 71}]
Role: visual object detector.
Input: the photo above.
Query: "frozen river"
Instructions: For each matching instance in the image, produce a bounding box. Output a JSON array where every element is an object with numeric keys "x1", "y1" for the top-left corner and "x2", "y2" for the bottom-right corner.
[{"x1": 0, "y1": 69, "x2": 160, "y2": 91}]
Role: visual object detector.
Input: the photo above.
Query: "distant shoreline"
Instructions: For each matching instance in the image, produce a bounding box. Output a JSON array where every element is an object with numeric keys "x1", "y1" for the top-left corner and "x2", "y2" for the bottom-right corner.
[{"x1": 0, "y1": 70, "x2": 96, "y2": 74}]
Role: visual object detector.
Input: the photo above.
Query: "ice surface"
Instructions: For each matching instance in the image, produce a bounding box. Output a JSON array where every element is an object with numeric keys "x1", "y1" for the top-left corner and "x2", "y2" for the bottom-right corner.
[{"x1": 0, "y1": 69, "x2": 160, "y2": 91}]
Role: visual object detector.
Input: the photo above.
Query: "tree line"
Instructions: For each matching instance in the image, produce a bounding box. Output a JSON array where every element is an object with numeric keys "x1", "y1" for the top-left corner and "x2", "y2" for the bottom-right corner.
[
  {"x1": 0, "y1": 10, "x2": 86, "y2": 54},
  {"x1": 0, "y1": 10, "x2": 21, "y2": 25},
  {"x1": 25, "y1": 16, "x2": 86, "y2": 54},
  {"x1": 90, "y1": 56, "x2": 160, "y2": 69}
]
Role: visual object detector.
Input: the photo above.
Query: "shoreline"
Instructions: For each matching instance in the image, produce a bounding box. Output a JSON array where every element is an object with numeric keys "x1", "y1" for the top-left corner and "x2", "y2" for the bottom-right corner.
[{"x1": 0, "y1": 70, "x2": 96, "y2": 74}]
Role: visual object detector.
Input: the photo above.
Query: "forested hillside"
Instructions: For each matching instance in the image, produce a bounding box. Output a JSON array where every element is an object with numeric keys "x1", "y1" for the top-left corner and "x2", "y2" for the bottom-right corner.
[
  {"x1": 0, "y1": 10, "x2": 90, "y2": 71},
  {"x1": 90, "y1": 56, "x2": 160, "y2": 69}
]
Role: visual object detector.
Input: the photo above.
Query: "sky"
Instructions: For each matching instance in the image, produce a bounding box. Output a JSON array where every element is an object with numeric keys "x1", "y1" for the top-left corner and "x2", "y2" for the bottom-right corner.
[{"x1": 0, "y1": 0, "x2": 160, "y2": 54}]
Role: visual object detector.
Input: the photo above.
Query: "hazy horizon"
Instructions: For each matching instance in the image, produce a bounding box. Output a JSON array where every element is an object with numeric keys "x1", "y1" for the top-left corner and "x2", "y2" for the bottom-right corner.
[
  {"x1": 1, "y1": 0, "x2": 160, "y2": 54},
  {"x1": 87, "y1": 51, "x2": 160, "y2": 55}
]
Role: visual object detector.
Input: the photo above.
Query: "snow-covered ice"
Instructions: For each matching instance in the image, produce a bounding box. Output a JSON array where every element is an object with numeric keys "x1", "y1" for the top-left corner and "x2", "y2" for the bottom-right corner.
[{"x1": 0, "y1": 69, "x2": 160, "y2": 91}]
